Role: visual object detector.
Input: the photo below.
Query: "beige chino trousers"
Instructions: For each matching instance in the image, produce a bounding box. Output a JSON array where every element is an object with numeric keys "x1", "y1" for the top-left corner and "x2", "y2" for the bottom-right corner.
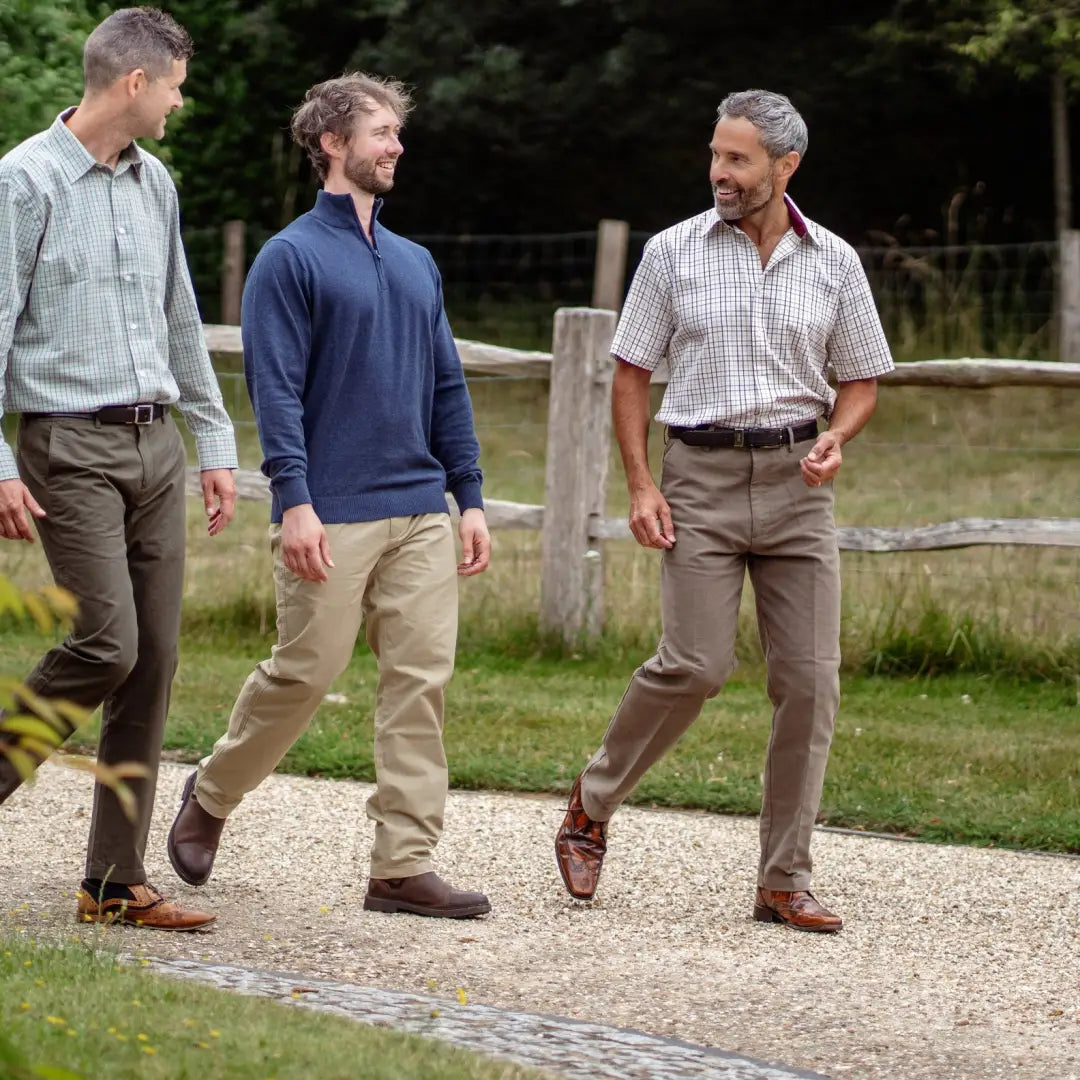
[
  {"x1": 580, "y1": 434, "x2": 841, "y2": 891},
  {"x1": 194, "y1": 513, "x2": 458, "y2": 879}
]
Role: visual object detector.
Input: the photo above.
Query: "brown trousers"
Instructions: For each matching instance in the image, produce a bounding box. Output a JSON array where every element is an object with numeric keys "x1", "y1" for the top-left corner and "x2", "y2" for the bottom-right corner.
[
  {"x1": 580, "y1": 434, "x2": 841, "y2": 891},
  {"x1": 0, "y1": 414, "x2": 186, "y2": 884}
]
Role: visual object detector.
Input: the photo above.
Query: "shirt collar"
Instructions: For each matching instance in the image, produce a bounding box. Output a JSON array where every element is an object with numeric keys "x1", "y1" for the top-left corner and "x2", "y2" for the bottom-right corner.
[
  {"x1": 49, "y1": 108, "x2": 145, "y2": 183},
  {"x1": 311, "y1": 188, "x2": 384, "y2": 231},
  {"x1": 701, "y1": 193, "x2": 820, "y2": 246}
]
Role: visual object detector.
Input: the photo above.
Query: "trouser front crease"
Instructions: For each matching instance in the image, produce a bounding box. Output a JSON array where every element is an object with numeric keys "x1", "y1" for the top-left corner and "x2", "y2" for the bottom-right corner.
[
  {"x1": 579, "y1": 438, "x2": 841, "y2": 891},
  {"x1": 195, "y1": 513, "x2": 458, "y2": 879},
  {"x1": 0, "y1": 415, "x2": 186, "y2": 884}
]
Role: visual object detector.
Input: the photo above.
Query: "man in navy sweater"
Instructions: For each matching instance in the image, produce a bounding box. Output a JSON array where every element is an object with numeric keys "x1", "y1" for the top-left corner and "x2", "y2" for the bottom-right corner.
[{"x1": 167, "y1": 73, "x2": 492, "y2": 918}]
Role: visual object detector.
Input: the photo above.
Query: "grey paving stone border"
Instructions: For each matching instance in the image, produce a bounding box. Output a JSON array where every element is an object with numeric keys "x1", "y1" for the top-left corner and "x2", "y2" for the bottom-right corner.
[{"x1": 143, "y1": 956, "x2": 831, "y2": 1080}]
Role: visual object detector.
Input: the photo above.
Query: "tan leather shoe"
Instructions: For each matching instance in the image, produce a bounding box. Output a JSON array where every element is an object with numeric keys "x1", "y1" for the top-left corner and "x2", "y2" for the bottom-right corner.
[
  {"x1": 364, "y1": 872, "x2": 490, "y2": 918},
  {"x1": 77, "y1": 883, "x2": 216, "y2": 932},
  {"x1": 554, "y1": 775, "x2": 607, "y2": 900},
  {"x1": 167, "y1": 771, "x2": 226, "y2": 886},
  {"x1": 753, "y1": 887, "x2": 843, "y2": 933}
]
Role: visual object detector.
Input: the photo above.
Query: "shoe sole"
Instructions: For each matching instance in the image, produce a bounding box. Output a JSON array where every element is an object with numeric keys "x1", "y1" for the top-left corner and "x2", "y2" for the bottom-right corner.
[
  {"x1": 76, "y1": 911, "x2": 217, "y2": 932},
  {"x1": 752, "y1": 904, "x2": 842, "y2": 933},
  {"x1": 554, "y1": 836, "x2": 598, "y2": 901},
  {"x1": 362, "y1": 896, "x2": 491, "y2": 918},
  {"x1": 167, "y1": 771, "x2": 213, "y2": 888}
]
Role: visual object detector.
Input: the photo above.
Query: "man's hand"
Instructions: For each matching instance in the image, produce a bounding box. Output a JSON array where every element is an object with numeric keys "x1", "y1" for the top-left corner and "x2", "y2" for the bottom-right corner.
[
  {"x1": 201, "y1": 469, "x2": 237, "y2": 536},
  {"x1": 282, "y1": 503, "x2": 334, "y2": 582},
  {"x1": 0, "y1": 478, "x2": 45, "y2": 542},
  {"x1": 458, "y1": 507, "x2": 490, "y2": 576},
  {"x1": 800, "y1": 432, "x2": 843, "y2": 487},
  {"x1": 628, "y1": 482, "x2": 675, "y2": 550}
]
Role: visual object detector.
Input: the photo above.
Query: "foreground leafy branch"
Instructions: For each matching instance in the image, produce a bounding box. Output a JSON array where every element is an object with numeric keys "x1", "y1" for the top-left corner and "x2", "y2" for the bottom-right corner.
[{"x1": 0, "y1": 578, "x2": 147, "y2": 820}]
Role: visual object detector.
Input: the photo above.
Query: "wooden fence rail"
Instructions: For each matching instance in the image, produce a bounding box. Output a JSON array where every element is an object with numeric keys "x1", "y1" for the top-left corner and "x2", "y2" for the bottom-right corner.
[{"x1": 200, "y1": 309, "x2": 1080, "y2": 646}]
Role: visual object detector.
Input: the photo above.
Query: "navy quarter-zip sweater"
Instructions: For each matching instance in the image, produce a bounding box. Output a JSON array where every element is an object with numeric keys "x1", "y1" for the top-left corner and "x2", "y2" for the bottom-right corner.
[{"x1": 241, "y1": 190, "x2": 483, "y2": 523}]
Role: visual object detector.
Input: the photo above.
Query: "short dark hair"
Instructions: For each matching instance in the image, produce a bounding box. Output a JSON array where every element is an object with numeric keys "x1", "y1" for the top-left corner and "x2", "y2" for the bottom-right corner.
[
  {"x1": 83, "y1": 7, "x2": 193, "y2": 92},
  {"x1": 291, "y1": 73, "x2": 413, "y2": 181}
]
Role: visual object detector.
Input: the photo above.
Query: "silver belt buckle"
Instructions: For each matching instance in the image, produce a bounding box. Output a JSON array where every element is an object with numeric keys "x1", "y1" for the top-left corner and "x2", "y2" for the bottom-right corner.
[{"x1": 133, "y1": 404, "x2": 155, "y2": 425}]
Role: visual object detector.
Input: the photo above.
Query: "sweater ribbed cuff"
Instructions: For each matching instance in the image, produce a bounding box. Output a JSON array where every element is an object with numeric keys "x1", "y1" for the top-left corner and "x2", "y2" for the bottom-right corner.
[
  {"x1": 450, "y1": 479, "x2": 484, "y2": 514},
  {"x1": 274, "y1": 476, "x2": 312, "y2": 512}
]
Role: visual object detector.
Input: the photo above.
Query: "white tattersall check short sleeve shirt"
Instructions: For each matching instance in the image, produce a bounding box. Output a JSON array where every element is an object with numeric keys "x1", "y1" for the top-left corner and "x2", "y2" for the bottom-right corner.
[{"x1": 610, "y1": 198, "x2": 895, "y2": 428}]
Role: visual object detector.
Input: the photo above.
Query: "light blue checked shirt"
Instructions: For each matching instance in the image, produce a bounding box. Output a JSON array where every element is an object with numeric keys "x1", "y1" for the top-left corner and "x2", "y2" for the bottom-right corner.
[{"x1": 0, "y1": 109, "x2": 236, "y2": 481}]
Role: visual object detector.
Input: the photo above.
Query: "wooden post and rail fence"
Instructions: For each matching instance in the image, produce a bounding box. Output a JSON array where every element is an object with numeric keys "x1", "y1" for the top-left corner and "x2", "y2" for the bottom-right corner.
[{"x1": 197, "y1": 310, "x2": 1080, "y2": 648}]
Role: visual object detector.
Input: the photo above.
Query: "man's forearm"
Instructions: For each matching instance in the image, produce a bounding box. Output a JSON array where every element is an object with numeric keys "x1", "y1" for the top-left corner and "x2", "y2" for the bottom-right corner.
[
  {"x1": 828, "y1": 378, "x2": 879, "y2": 444},
  {"x1": 612, "y1": 359, "x2": 655, "y2": 491}
]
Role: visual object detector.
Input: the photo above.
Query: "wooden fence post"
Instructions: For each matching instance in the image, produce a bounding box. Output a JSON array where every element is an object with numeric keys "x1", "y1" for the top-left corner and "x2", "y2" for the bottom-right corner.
[
  {"x1": 591, "y1": 219, "x2": 630, "y2": 312},
  {"x1": 540, "y1": 307, "x2": 617, "y2": 646},
  {"x1": 1060, "y1": 229, "x2": 1080, "y2": 362},
  {"x1": 221, "y1": 219, "x2": 246, "y2": 326}
]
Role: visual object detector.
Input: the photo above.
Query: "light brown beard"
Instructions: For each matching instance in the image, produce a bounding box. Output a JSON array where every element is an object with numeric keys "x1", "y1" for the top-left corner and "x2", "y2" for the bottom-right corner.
[{"x1": 344, "y1": 153, "x2": 394, "y2": 196}]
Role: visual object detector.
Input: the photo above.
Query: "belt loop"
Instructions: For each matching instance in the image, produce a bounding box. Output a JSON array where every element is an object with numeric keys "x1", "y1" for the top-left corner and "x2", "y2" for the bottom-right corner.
[
  {"x1": 663, "y1": 425, "x2": 670, "y2": 445},
  {"x1": 785, "y1": 425, "x2": 794, "y2": 452}
]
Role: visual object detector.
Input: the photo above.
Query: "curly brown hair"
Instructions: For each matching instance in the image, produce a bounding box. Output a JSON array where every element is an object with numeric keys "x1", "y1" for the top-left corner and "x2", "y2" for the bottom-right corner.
[{"x1": 291, "y1": 72, "x2": 414, "y2": 181}]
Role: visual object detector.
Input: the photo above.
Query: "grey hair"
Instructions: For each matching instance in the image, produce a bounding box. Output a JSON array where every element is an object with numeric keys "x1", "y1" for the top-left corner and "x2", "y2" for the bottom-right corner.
[
  {"x1": 716, "y1": 90, "x2": 808, "y2": 160},
  {"x1": 83, "y1": 7, "x2": 193, "y2": 92}
]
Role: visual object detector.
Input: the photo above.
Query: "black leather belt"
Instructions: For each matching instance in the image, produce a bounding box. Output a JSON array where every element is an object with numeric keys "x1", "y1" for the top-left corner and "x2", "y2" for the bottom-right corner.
[
  {"x1": 22, "y1": 404, "x2": 168, "y2": 425},
  {"x1": 669, "y1": 419, "x2": 819, "y2": 449}
]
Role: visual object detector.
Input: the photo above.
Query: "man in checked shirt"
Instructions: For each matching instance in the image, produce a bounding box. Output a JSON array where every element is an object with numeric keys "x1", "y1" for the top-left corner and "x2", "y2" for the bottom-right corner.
[
  {"x1": 555, "y1": 89, "x2": 894, "y2": 932},
  {"x1": 0, "y1": 8, "x2": 236, "y2": 931}
]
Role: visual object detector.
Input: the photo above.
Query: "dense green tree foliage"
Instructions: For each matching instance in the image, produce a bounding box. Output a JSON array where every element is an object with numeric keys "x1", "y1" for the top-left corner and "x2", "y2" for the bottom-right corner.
[
  {"x1": 0, "y1": 1, "x2": 1074, "y2": 247},
  {"x1": 0, "y1": 0, "x2": 101, "y2": 155}
]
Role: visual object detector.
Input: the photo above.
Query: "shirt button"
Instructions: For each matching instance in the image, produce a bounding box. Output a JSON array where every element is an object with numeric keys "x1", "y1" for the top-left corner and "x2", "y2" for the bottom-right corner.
[
  {"x1": 117, "y1": 226, "x2": 127, "y2": 236},
  {"x1": 129, "y1": 322, "x2": 137, "y2": 330},
  {"x1": 123, "y1": 273, "x2": 133, "y2": 282}
]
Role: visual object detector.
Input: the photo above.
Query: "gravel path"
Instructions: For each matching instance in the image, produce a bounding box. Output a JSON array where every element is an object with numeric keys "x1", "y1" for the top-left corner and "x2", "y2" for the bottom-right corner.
[{"x1": 2, "y1": 761, "x2": 1078, "y2": 1079}]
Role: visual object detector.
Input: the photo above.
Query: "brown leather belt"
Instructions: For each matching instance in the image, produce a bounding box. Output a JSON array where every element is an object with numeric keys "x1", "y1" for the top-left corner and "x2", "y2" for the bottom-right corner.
[
  {"x1": 22, "y1": 404, "x2": 168, "y2": 425},
  {"x1": 669, "y1": 419, "x2": 819, "y2": 449}
]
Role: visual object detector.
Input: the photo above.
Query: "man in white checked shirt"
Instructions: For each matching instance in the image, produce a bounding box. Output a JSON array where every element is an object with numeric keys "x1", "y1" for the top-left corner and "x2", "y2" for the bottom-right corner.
[
  {"x1": 555, "y1": 89, "x2": 894, "y2": 932},
  {"x1": 0, "y1": 8, "x2": 236, "y2": 931}
]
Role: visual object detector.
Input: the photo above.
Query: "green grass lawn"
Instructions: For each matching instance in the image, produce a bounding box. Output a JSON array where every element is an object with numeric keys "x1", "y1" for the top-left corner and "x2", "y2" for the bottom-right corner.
[
  {"x1": 3, "y1": 623, "x2": 1077, "y2": 854},
  {"x1": 0, "y1": 936, "x2": 546, "y2": 1080}
]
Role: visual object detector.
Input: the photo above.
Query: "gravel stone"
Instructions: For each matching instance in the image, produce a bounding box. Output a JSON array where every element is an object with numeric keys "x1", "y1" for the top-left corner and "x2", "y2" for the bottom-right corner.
[{"x1": 2, "y1": 762, "x2": 1078, "y2": 1080}]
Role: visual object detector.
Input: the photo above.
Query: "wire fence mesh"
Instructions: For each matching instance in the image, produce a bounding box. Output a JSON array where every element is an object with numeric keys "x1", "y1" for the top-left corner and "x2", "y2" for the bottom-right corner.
[{"x1": 188, "y1": 223, "x2": 1062, "y2": 361}]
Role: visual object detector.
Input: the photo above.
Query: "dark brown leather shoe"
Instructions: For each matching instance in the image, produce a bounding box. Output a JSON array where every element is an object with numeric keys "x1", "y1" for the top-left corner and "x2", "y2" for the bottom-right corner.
[
  {"x1": 554, "y1": 774, "x2": 607, "y2": 900},
  {"x1": 753, "y1": 887, "x2": 843, "y2": 933},
  {"x1": 364, "y1": 872, "x2": 490, "y2": 918},
  {"x1": 167, "y1": 771, "x2": 226, "y2": 886},
  {"x1": 77, "y1": 883, "x2": 216, "y2": 932}
]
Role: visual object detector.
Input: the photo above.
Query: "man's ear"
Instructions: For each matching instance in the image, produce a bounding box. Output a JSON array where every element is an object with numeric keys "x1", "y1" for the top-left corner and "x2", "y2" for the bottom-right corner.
[
  {"x1": 118, "y1": 68, "x2": 148, "y2": 99},
  {"x1": 320, "y1": 130, "x2": 345, "y2": 161},
  {"x1": 777, "y1": 150, "x2": 800, "y2": 182}
]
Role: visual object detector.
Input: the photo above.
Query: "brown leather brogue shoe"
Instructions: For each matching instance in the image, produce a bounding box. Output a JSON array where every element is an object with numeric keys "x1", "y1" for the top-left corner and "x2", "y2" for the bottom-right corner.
[
  {"x1": 554, "y1": 774, "x2": 607, "y2": 900},
  {"x1": 167, "y1": 771, "x2": 226, "y2": 886},
  {"x1": 363, "y1": 871, "x2": 490, "y2": 918},
  {"x1": 753, "y1": 887, "x2": 843, "y2": 933},
  {"x1": 77, "y1": 883, "x2": 216, "y2": 932}
]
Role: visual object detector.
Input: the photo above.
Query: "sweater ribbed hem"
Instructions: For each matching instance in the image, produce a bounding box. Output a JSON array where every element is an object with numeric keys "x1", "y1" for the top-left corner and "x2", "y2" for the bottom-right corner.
[{"x1": 271, "y1": 484, "x2": 452, "y2": 524}]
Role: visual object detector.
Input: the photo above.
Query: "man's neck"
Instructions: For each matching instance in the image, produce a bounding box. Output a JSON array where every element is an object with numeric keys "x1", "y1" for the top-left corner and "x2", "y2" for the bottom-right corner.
[
  {"x1": 324, "y1": 177, "x2": 377, "y2": 239},
  {"x1": 64, "y1": 99, "x2": 134, "y2": 170},
  {"x1": 733, "y1": 193, "x2": 792, "y2": 249}
]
